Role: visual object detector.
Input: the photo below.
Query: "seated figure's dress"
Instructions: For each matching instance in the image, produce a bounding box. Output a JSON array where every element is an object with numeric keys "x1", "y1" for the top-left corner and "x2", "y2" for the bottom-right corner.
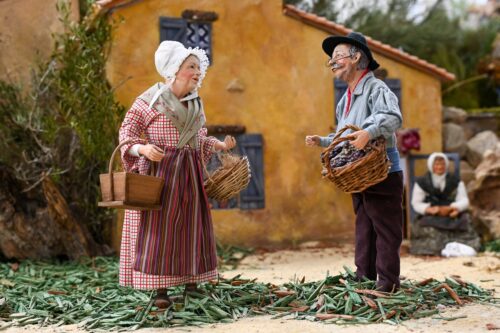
[{"x1": 410, "y1": 172, "x2": 480, "y2": 255}]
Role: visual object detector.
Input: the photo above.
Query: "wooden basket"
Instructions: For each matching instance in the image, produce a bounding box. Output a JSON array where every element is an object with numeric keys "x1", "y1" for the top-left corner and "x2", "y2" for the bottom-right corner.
[
  {"x1": 98, "y1": 139, "x2": 164, "y2": 210},
  {"x1": 201, "y1": 143, "x2": 251, "y2": 201},
  {"x1": 321, "y1": 124, "x2": 390, "y2": 193}
]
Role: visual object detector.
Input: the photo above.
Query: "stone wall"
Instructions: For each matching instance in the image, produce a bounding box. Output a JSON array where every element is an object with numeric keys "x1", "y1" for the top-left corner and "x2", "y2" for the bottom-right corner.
[{"x1": 442, "y1": 106, "x2": 500, "y2": 241}]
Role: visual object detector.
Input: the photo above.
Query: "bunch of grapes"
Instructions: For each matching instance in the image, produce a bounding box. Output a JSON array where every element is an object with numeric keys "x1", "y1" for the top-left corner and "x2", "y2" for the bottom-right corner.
[
  {"x1": 329, "y1": 142, "x2": 369, "y2": 169},
  {"x1": 329, "y1": 146, "x2": 343, "y2": 159}
]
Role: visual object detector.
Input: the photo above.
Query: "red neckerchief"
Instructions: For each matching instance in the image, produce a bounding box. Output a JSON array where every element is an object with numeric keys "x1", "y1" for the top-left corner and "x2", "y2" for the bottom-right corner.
[{"x1": 345, "y1": 69, "x2": 370, "y2": 117}]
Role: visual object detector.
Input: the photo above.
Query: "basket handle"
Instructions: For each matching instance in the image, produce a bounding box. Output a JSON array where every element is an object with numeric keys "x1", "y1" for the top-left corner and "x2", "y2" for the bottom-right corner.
[
  {"x1": 332, "y1": 124, "x2": 384, "y2": 152},
  {"x1": 331, "y1": 124, "x2": 362, "y2": 142},
  {"x1": 107, "y1": 138, "x2": 147, "y2": 201},
  {"x1": 200, "y1": 138, "x2": 235, "y2": 181},
  {"x1": 321, "y1": 124, "x2": 385, "y2": 172},
  {"x1": 321, "y1": 125, "x2": 359, "y2": 167}
]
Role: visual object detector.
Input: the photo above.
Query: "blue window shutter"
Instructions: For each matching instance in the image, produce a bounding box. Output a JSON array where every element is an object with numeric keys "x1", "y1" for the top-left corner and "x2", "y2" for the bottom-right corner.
[
  {"x1": 186, "y1": 22, "x2": 212, "y2": 62},
  {"x1": 385, "y1": 78, "x2": 402, "y2": 110},
  {"x1": 238, "y1": 134, "x2": 265, "y2": 210},
  {"x1": 159, "y1": 17, "x2": 187, "y2": 43},
  {"x1": 334, "y1": 79, "x2": 347, "y2": 125}
]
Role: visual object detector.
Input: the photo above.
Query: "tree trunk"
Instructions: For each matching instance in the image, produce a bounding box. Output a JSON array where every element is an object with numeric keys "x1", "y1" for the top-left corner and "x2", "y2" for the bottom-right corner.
[{"x1": 0, "y1": 166, "x2": 103, "y2": 259}]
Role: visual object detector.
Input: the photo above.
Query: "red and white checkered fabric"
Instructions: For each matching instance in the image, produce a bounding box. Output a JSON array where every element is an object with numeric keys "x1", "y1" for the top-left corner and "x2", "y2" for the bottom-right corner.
[
  {"x1": 118, "y1": 98, "x2": 218, "y2": 290},
  {"x1": 119, "y1": 210, "x2": 217, "y2": 290}
]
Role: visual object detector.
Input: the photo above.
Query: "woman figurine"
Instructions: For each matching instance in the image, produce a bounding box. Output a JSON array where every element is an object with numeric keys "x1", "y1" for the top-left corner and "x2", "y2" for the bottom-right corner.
[
  {"x1": 118, "y1": 41, "x2": 236, "y2": 307},
  {"x1": 410, "y1": 152, "x2": 480, "y2": 255}
]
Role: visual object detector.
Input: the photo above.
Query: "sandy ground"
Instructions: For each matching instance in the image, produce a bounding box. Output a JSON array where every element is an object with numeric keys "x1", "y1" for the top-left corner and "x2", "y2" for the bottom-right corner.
[{"x1": 2, "y1": 242, "x2": 499, "y2": 333}]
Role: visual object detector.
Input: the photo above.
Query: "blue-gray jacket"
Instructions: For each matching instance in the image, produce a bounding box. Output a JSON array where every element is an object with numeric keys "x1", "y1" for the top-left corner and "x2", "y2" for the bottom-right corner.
[{"x1": 320, "y1": 71, "x2": 403, "y2": 172}]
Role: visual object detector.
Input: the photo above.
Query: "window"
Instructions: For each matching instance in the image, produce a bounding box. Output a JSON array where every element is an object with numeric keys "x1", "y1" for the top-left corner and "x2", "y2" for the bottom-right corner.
[
  {"x1": 206, "y1": 133, "x2": 265, "y2": 210},
  {"x1": 159, "y1": 15, "x2": 213, "y2": 62}
]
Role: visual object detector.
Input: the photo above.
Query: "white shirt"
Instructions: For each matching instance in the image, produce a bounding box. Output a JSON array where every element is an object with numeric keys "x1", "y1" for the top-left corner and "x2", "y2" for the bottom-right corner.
[{"x1": 411, "y1": 181, "x2": 469, "y2": 215}]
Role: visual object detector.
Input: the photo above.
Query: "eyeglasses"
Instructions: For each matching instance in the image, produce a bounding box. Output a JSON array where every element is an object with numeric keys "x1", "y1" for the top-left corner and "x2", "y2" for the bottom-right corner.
[{"x1": 325, "y1": 54, "x2": 352, "y2": 67}]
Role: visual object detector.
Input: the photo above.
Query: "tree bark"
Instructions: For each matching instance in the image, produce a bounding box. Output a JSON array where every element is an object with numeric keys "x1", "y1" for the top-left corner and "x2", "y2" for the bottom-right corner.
[{"x1": 0, "y1": 166, "x2": 102, "y2": 259}]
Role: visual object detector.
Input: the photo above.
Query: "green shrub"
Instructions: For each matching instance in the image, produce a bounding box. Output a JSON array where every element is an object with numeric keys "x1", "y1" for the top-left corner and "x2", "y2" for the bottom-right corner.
[{"x1": 0, "y1": 1, "x2": 125, "y2": 241}]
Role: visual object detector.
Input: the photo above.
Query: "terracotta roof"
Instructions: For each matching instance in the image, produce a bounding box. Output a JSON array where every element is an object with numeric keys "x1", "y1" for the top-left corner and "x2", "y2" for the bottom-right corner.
[
  {"x1": 95, "y1": 0, "x2": 137, "y2": 10},
  {"x1": 283, "y1": 4, "x2": 455, "y2": 82}
]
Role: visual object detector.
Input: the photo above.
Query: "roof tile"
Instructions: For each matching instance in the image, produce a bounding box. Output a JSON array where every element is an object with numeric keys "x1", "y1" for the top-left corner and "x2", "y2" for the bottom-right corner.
[{"x1": 283, "y1": 4, "x2": 455, "y2": 81}]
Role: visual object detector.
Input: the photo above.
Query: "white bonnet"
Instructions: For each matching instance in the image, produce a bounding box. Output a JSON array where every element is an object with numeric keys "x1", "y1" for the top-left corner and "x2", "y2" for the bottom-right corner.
[
  {"x1": 427, "y1": 152, "x2": 449, "y2": 173},
  {"x1": 154, "y1": 40, "x2": 209, "y2": 90}
]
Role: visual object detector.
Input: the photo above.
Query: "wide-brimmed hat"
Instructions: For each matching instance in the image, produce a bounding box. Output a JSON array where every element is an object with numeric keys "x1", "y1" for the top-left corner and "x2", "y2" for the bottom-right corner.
[{"x1": 322, "y1": 31, "x2": 379, "y2": 70}]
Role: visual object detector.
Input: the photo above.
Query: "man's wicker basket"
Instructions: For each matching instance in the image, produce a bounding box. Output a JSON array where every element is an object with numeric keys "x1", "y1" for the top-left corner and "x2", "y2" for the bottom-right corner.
[
  {"x1": 201, "y1": 143, "x2": 251, "y2": 201},
  {"x1": 321, "y1": 124, "x2": 390, "y2": 193}
]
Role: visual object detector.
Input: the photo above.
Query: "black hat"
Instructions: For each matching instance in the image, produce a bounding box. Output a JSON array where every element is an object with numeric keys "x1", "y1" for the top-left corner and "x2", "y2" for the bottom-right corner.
[{"x1": 322, "y1": 31, "x2": 379, "y2": 71}]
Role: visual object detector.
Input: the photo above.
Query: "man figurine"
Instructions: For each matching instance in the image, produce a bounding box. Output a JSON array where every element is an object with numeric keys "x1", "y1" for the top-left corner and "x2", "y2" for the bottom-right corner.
[{"x1": 306, "y1": 32, "x2": 404, "y2": 292}]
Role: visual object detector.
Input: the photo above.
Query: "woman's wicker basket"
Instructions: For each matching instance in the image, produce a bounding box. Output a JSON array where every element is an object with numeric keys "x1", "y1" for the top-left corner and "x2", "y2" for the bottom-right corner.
[
  {"x1": 321, "y1": 124, "x2": 390, "y2": 193},
  {"x1": 201, "y1": 143, "x2": 251, "y2": 201},
  {"x1": 98, "y1": 139, "x2": 164, "y2": 210}
]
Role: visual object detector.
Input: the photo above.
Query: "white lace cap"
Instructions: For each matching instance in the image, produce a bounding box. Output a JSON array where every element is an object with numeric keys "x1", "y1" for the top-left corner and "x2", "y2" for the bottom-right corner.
[
  {"x1": 149, "y1": 41, "x2": 208, "y2": 109},
  {"x1": 154, "y1": 40, "x2": 209, "y2": 88}
]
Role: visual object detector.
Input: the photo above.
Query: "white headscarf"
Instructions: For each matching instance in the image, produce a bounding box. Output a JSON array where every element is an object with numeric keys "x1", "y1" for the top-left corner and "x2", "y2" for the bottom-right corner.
[
  {"x1": 149, "y1": 41, "x2": 209, "y2": 109},
  {"x1": 427, "y1": 152, "x2": 449, "y2": 191}
]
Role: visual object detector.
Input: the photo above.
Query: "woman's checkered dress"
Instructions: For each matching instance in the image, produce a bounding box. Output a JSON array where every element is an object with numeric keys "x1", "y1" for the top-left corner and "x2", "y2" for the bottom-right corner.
[{"x1": 118, "y1": 98, "x2": 218, "y2": 290}]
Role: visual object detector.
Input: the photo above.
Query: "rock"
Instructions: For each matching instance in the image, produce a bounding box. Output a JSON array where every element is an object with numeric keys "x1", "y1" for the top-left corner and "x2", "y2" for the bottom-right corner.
[
  {"x1": 465, "y1": 131, "x2": 499, "y2": 167},
  {"x1": 469, "y1": 147, "x2": 500, "y2": 211},
  {"x1": 443, "y1": 106, "x2": 468, "y2": 124},
  {"x1": 463, "y1": 113, "x2": 500, "y2": 140},
  {"x1": 442, "y1": 123, "x2": 467, "y2": 156},
  {"x1": 472, "y1": 209, "x2": 500, "y2": 242},
  {"x1": 468, "y1": 144, "x2": 500, "y2": 241},
  {"x1": 459, "y1": 160, "x2": 475, "y2": 184},
  {"x1": 475, "y1": 143, "x2": 500, "y2": 181}
]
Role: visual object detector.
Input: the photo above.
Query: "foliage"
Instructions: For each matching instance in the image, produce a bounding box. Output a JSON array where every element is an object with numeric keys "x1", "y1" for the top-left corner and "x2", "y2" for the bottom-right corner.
[
  {"x1": 0, "y1": 259, "x2": 497, "y2": 330},
  {"x1": 285, "y1": 0, "x2": 500, "y2": 109},
  {"x1": 216, "y1": 241, "x2": 254, "y2": 270},
  {"x1": 466, "y1": 106, "x2": 500, "y2": 115},
  {"x1": 284, "y1": 0, "x2": 339, "y2": 21},
  {"x1": 483, "y1": 239, "x2": 500, "y2": 253},
  {"x1": 0, "y1": 1, "x2": 125, "y2": 240}
]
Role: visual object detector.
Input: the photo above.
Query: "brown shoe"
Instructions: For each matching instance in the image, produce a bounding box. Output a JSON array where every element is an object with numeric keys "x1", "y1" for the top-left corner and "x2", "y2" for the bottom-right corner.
[
  {"x1": 184, "y1": 283, "x2": 200, "y2": 295},
  {"x1": 154, "y1": 289, "x2": 172, "y2": 309}
]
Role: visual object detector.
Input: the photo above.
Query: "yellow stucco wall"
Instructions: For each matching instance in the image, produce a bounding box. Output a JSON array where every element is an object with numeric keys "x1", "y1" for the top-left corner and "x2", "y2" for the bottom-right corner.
[
  {"x1": 106, "y1": 0, "x2": 444, "y2": 249},
  {"x1": 0, "y1": 0, "x2": 79, "y2": 85}
]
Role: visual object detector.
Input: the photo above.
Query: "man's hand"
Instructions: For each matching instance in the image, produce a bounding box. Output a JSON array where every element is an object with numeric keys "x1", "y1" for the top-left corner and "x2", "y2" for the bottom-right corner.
[
  {"x1": 347, "y1": 130, "x2": 370, "y2": 149},
  {"x1": 305, "y1": 135, "x2": 321, "y2": 147},
  {"x1": 138, "y1": 144, "x2": 165, "y2": 162},
  {"x1": 425, "y1": 206, "x2": 440, "y2": 215}
]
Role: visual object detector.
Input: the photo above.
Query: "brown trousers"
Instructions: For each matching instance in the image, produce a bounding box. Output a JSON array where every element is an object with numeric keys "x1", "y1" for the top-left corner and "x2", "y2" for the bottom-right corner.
[{"x1": 351, "y1": 171, "x2": 404, "y2": 292}]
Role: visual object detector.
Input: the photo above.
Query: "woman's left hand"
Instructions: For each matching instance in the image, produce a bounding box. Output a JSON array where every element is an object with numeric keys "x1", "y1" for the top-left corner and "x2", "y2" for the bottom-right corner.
[{"x1": 215, "y1": 135, "x2": 236, "y2": 151}]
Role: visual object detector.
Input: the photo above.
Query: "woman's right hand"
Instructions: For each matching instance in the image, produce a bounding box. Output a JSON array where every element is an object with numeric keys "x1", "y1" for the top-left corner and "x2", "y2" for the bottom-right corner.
[
  {"x1": 305, "y1": 135, "x2": 321, "y2": 147},
  {"x1": 138, "y1": 144, "x2": 165, "y2": 161},
  {"x1": 425, "y1": 206, "x2": 440, "y2": 215}
]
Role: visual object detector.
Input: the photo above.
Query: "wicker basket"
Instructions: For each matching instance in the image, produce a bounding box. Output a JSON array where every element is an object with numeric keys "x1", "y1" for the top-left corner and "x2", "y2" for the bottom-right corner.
[
  {"x1": 98, "y1": 139, "x2": 164, "y2": 210},
  {"x1": 321, "y1": 124, "x2": 390, "y2": 193},
  {"x1": 201, "y1": 143, "x2": 251, "y2": 201}
]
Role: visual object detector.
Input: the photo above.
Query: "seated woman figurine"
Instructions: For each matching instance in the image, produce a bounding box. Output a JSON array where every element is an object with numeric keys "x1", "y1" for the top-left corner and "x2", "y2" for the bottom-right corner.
[{"x1": 410, "y1": 153, "x2": 480, "y2": 255}]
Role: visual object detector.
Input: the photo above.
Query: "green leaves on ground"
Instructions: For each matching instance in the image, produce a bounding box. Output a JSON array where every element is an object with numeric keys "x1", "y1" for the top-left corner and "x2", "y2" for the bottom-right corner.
[{"x1": 0, "y1": 258, "x2": 497, "y2": 331}]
